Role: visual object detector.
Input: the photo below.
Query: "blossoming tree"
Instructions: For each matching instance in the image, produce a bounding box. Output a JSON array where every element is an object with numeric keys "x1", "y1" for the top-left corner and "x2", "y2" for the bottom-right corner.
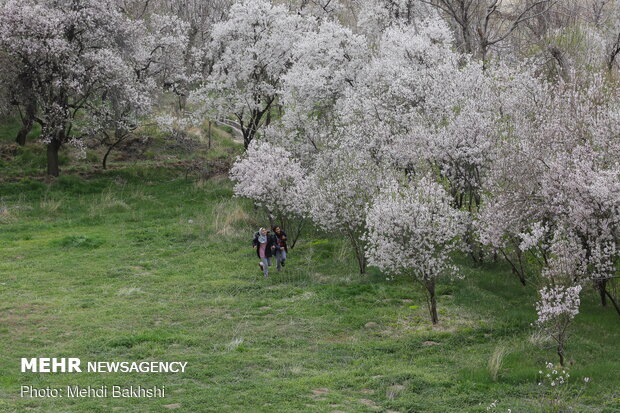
[
  {"x1": 0, "y1": 0, "x2": 187, "y2": 175},
  {"x1": 191, "y1": 0, "x2": 308, "y2": 149},
  {"x1": 365, "y1": 176, "x2": 467, "y2": 324},
  {"x1": 305, "y1": 148, "x2": 392, "y2": 274},
  {"x1": 229, "y1": 140, "x2": 308, "y2": 247},
  {"x1": 479, "y1": 71, "x2": 620, "y2": 300},
  {"x1": 534, "y1": 232, "x2": 588, "y2": 366}
]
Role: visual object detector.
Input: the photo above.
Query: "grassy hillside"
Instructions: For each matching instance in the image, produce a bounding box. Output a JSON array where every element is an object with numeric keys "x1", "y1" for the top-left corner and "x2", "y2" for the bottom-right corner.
[
  {"x1": 0, "y1": 137, "x2": 619, "y2": 412},
  {"x1": 0, "y1": 116, "x2": 240, "y2": 181},
  {"x1": 0, "y1": 125, "x2": 620, "y2": 413}
]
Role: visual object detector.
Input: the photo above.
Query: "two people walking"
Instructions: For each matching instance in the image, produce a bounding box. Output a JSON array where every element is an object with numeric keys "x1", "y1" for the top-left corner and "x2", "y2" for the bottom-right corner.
[{"x1": 252, "y1": 226, "x2": 288, "y2": 278}]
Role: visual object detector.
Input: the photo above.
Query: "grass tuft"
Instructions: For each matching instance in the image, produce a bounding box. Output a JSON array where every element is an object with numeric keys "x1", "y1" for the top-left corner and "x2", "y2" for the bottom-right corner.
[
  {"x1": 54, "y1": 235, "x2": 104, "y2": 249},
  {"x1": 39, "y1": 197, "x2": 62, "y2": 214},
  {"x1": 212, "y1": 199, "x2": 256, "y2": 236},
  {"x1": 488, "y1": 344, "x2": 509, "y2": 381}
]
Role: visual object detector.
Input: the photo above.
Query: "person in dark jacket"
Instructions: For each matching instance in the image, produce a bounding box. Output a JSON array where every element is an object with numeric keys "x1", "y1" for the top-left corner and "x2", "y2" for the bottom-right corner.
[
  {"x1": 272, "y1": 226, "x2": 287, "y2": 271},
  {"x1": 253, "y1": 227, "x2": 276, "y2": 277}
]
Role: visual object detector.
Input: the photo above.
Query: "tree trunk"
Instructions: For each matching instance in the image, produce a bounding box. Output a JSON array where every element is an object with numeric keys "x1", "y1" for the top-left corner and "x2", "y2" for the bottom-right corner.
[
  {"x1": 500, "y1": 248, "x2": 527, "y2": 286},
  {"x1": 16, "y1": 100, "x2": 36, "y2": 146},
  {"x1": 348, "y1": 233, "x2": 366, "y2": 274},
  {"x1": 480, "y1": 43, "x2": 489, "y2": 71},
  {"x1": 597, "y1": 279, "x2": 608, "y2": 307},
  {"x1": 243, "y1": 129, "x2": 252, "y2": 150},
  {"x1": 425, "y1": 279, "x2": 439, "y2": 325},
  {"x1": 207, "y1": 121, "x2": 212, "y2": 150},
  {"x1": 352, "y1": 244, "x2": 366, "y2": 274},
  {"x1": 557, "y1": 344, "x2": 564, "y2": 366},
  {"x1": 47, "y1": 138, "x2": 61, "y2": 177},
  {"x1": 460, "y1": 19, "x2": 473, "y2": 55},
  {"x1": 102, "y1": 146, "x2": 112, "y2": 170},
  {"x1": 549, "y1": 46, "x2": 569, "y2": 81},
  {"x1": 604, "y1": 288, "x2": 620, "y2": 317},
  {"x1": 289, "y1": 218, "x2": 305, "y2": 249},
  {"x1": 102, "y1": 134, "x2": 126, "y2": 170},
  {"x1": 357, "y1": 254, "x2": 366, "y2": 274},
  {"x1": 15, "y1": 123, "x2": 31, "y2": 146}
]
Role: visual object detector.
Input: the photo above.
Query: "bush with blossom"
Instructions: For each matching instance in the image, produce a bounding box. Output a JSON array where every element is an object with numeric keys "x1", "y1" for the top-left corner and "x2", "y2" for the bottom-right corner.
[
  {"x1": 536, "y1": 363, "x2": 591, "y2": 412},
  {"x1": 530, "y1": 230, "x2": 587, "y2": 366},
  {"x1": 535, "y1": 284, "x2": 582, "y2": 366}
]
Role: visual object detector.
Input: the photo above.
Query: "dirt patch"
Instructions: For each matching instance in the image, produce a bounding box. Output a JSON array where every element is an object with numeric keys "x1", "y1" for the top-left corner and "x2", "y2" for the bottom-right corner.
[
  {"x1": 0, "y1": 303, "x2": 53, "y2": 331},
  {"x1": 311, "y1": 388, "x2": 330, "y2": 396},
  {"x1": 309, "y1": 387, "x2": 330, "y2": 401},
  {"x1": 360, "y1": 399, "x2": 380, "y2": 409}
]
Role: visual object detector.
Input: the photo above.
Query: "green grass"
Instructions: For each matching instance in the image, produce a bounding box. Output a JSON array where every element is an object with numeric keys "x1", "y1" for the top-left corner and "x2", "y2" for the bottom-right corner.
[
  {"x1": 0, "y1": 169, "x2": 619, "y2": 412},
  {"x1": 0, "y1": 116, "x2": 41, "y2": 144}
]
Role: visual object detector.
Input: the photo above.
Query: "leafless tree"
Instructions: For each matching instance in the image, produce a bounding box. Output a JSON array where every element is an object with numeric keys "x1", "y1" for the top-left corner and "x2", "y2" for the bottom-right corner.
[{"x1": 419, "y1": 0, "x2": 555, "y2": 67}]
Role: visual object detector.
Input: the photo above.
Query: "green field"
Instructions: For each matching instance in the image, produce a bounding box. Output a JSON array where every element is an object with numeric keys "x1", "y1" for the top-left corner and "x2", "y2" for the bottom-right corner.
[{"x1": 1, "y1": 138, "x2": 619, "y2": 412}]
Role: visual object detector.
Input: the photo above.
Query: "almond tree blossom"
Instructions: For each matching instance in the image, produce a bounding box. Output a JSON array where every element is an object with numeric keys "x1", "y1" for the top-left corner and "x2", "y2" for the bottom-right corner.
[
  {"x1": 337, "y1": 19, "x2": 497, "y2": 214},
  {"x1": 365, "y1": 176, "x2": 467, "y2": 324},
  {"x1": 150, "y1": 0, "x2": 233, "y2": 108},
  {"x1": 273, "y1": 19, "x2": 368, "y2": 161},
  {"x1": 356, "y1": 0, "x2": 432, "y2": 40},
  {"x1": 476, "y1": 64, "x2": 551, "y2": 283},
  {"x1": 531, "y1": 230, "x2": 587, "y2": 365},
  {"x1": 479, "y1": 70, "x2": 620, "y2": 294},
  {"x1": 84, "y1": 13, "x2": 189, "y2": 169},
  {"x1": 305, "y1": 149, "x2": 392, "y2": 274},
  {"x1": 229, "y1": 140, "x2": 308, "y2": 246},
  {"x1": 333, "y1": 19, "x2": 497, "y2": 262},
  {"x1": 536, "y1": 285, "x2": 582, "y2": 366},
  {"x1": 190, "y1": 0, "x2": 309, "y2": 149}
]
